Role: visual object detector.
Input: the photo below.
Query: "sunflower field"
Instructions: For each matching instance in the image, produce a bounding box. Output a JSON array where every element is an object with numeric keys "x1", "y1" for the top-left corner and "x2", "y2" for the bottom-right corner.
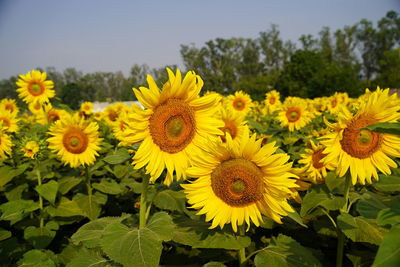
[{"x1": 0, "y1": 69, "x2": 399, "y2": 267}]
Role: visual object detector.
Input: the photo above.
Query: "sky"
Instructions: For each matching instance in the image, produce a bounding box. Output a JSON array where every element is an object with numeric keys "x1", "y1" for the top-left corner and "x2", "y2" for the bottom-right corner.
[{"x1": 0, "y1": 0, "x2": 399, "y2": 79}]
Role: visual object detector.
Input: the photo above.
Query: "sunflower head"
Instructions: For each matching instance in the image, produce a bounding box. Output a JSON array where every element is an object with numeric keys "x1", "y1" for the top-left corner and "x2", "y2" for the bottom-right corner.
[
  {"x1": 183, "y1": 133, "x2": 298, "y2": 232},
  {"x1": 0, "y1": 109, "x2": 19, "y2": 133},
  {"x1": 80, "y1": 102, "x2": 94, "y2": 115},
  {"x1": 264, "y1": 90, "x2": 281, "y2": 114},
  {"x1": 47, "y1": 113, "x2": 102, "y2": 168},
  {"x1": 0, "y1": 129, "x2": 12, "y2": 160},
  {"x1": 225, "y1": 91, "x2": 253, "y2": 116},
  {"x1": 0, "y1": 99, "x2": 19, "y2": 115},
  {"x1": 277, "y1": 98, "x2": 312, "y2": 131},
  {"x1": 16, "y1": 70, "x2": 55, "y2": 105},
  {"x1": 21, "y1": 141, "x2": 39, "y2": 159}
]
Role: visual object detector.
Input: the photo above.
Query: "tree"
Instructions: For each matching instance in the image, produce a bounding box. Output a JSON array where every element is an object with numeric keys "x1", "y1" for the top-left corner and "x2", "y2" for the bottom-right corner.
[{"x1": 59, "y1": 83, "x2": 82, "y2": 109}]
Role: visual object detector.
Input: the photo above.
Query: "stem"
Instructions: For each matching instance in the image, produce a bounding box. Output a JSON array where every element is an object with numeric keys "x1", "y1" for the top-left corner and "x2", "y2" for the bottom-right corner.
[
  {"x1": 35, "y1": 167, "x2": 44, "y2": 228},
  {"x1": 139, "y1": 175, "x2": 150, "y2": 228},
  {"x1": 238, "y1": 225, "x2": 247, "y2": 267},
  {"x1": 336, "y1": 172, "x2": 352, "y2": 267},
  {"x1": 86, "y1": 166, "x2": 93, "y2": 217}
]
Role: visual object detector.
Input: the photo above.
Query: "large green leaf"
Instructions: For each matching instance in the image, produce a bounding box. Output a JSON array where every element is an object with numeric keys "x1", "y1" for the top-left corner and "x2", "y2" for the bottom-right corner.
[
  {"x1": 0, "y1": 163, "x2": 29, "y2": 189},
  {"x1": 101, "y1": 222, "x2": 162, "y2": 267},
  {"x1": 48, "y1": 197, "x2": 84, "y2": 217},
  {"x1": 363, "y1": 122, "x2": 400, "y2": 136},
  {"x1": 376, "y1": 206, "x2": 400, "y2": 226},
  {"x1": 18, "y1": 249, "x2": 56, "y2": 267},
  {"x1": 71, "y1": 214, "x2": 130, "y2": 248},
  {"x1": 5, "y1": 184, "x2": 28, "y2": 201},
  {"x1": 373, "y1": 225, "x2": 400, "y2": 267},
  {"x1": 0, "y1": 227, "x2": 11, "y2": 241},
  {"x1": 58, "y1": 177, "x2": 82, "y2": 195},
  {"x1": 74, "y1": 193, "x2": 104, "y2": 220},
  {"x1": 373, "y1": 175, "x2": 400, "y2": 192},
  {"x1": 153, "y1": 189, "x2": 187, "y2": 212},
  {"x1": 203, "y1": 262, "x2": 227, "y2": 267},
  {"x1": 35, "y1": 180, "x2": 59, "y2": 205},
  {"x1": 254, "y1": 234, "x2": 322, "y2": 267},
  {"x1": 146, "y1": 212, "x2": 175, "y2": 241},
  {"x1": 92, "y1": 179, "x2": 124, "y2": 195},
  {"x1": 172, "y1": 216, "x2": 251, "y2": 249},
  {"x1": 103, "y1": 148, "x2": 131, "y2": 165},
  {"x1": 66, "y1": 248, "x2": 110, "y2": 267},
  {"x1": 0, "y1": 199, "x2": 39, "y2": 224},
  {"x1": 24, "y1": 221, "x2": 59, "y2": 249},
  {"x1": 337, "y1": 213, "x2": 388, "y2": 245},
  {"x1": 356, "y1": 192, "x2": 388, "y2": 219},
  {"x1": 300, "y1": 185, "x2": 344, "y2": 217}
]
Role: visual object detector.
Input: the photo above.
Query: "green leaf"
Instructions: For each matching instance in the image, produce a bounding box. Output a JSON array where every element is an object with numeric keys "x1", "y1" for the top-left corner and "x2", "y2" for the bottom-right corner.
[
  {"x1": 58, "y1": 177, "x2": 82, "y2": 195},
  {"x1": 254, "y1": 234, "x2": 322, "y2": 267},
  {"x1": 363, "y1": 122, "x2": 400, "y2": 136},
  {"x1": 300, "y1": 185, "x2": 344, "y2": 217},
  {"x1": 5, "y1": 184, "x2": 28, "y2": 201},
  {"x1": 24, "y1": 222, "x2": 59, "y2": 249},
  {"x1": 103, "y1": 149, "x2": 131, "y2": 164},
  {"x1": 35, "y1": 180, "x2": 59, "y2": 205},
  {"x1": 324, "y1": 172, "x2": 345, "y2": 192},
  {"x1": 50, "y1": 197, "x2": 84, "y2": 217},
  {"x1": 376, "y1": 206, "x2": 400, "y2": 226},
  {"x1": 66, "y1": 248, "x2": 110, "y2": 267},
  {"x1": 373, "y1": 175, "x2": 400, "y2": 192},
  {"x1": 101, "y1": 223, "x2": 162, "y2": 267},
  {"x1": 373, "y1": 225, "x2": 400, "y2": 267},
  {"x1": 153, "y1": 189, "x2": 187, "y2": 212},
  {"x1": 0, "y1": 228, "x2": 11, "y2": 241},
  {"x1": 74, "y1": 193, "x2": 102, "y2": 220},
  {"x1": 286, "y1": 210, "x2": 308, "y2": 228},
  {"x1": 71, "y1": 214, "x2": 130, "y2": 248},
  {"x1": 0, "y1": 163, "x2": 29, "y2": 189},
  {"x1": 356, "y1": 192, "x2": 388, "y2": 219},
  {"x1": 337, "y1": 213, "x2": 388, "y2": 245},
  {"x1": 18, "y1": 249, "x2": 56, "y2": 267},
  {"x1": 0, "y1": 199, "x2": 39, "y2": 224},
  {"x1": 203, "y1": 262, "x2": 227, "y2": 267},
  {"x1": 113, "y1": 164, "x2": 130, "y2": 179},
  {"x1": 92, "y1": 179, "x2": 124, "y2": 195},
  {"x1": 147, "y1": 212, "x2": 175, "y2": 241},
  {"x1": 172, "y1": 216, "x2": 251, "y2": 249}
]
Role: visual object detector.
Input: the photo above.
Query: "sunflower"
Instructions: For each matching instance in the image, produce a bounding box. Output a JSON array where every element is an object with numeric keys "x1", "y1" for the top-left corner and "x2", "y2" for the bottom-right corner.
[
  {"x1": 264, "y1": 90, "x2": 281, "y2": 114},
  {"x1": 321, "y1": 87, "x2": 400, "y2": 185},
  {"x1": 114, "y1": 104, "x2": 143, "y2": 147},
  {"x1": 218, "y1": 108, "x2": 249, "y2": 146},
  {"x1": 80, "y1": 102, "x2": 94, "y2": 115},
  {"x1": 47, "y1": 113, "x2": 102, "y2": 168},
  {"x1": 226, "y1": 91, "x2": 253, "y2": 116},
  {"x1": 0, "y1": 109, "x2": 19, "y2": 133},
  {"x1": 22, "y1": 141, "x2": 39, "y2": 159},
  {"x1": 0, "y1": 129, "x2": 12, "y2": 159},
  {"x1": 36, "y1": 103, "x2": 66, "y2": 125},
  {"x1": 16, "y1": 70, "x2": 55, "y2": 104},
  {"x1": 298, "y1": 140, "x2": 335, "y2": 184},
  {"x1": 182, "y1": 133, "x2": 298, "y2": 232},
  {"x1": 277, "y1": 98, "x2": 312, "y2": 131},
  {"x1": 0, "y1": 99, "x2": 19, "y2": 115},
  {"x1": 126, "y1": 68, "x2": 223, "y2": 185}
]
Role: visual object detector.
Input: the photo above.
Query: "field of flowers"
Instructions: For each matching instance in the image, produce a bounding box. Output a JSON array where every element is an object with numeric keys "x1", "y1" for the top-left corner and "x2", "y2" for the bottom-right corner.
[{"x1": 0, "y1": 69, "x2": 399, "y2": 267}]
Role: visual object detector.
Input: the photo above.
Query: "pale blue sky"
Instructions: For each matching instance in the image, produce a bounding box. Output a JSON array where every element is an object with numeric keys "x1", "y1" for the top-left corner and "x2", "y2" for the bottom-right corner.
[{"x1": 0, "y1": 0, "x2": 399, "y2": 79}]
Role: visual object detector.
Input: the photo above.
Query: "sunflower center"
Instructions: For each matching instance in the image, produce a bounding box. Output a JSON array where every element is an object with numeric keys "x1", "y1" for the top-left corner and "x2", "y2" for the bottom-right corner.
[
  {"x1": 149, "y1": 98, "x2": 195, "y2": 154},
  {"x1": 48, "y1": 112, "x2": 60, "y2": 123},
  {"x1": 312, "y1": 149, "x2": 326, "y2": 169},
  {"x1": 219, "y1": 122, "x2": 237, "y2": 142},
  {"x1": 5, "y1": 104, "x2": 14, "y2": 112},
  {"x1": 340, "y1": 117, "x2": 381, "y2": 159},
  {"x1": 0, "y1": 117, "x2": 11, "y2": 128},
  {"x1": 269, "y1": 96, "x2": 276, "y2": 105},
  {"x1": 28, "y1": 83, "x2": 45, "y2": 96},
  {"x1": 211, "y1": 158, "x2": 263, "y2": 207},
  {"x1": 286, "y1": 108, "x2": 301, "y2": 122},
  {"x1": 108, "y1": 110, "x2": 118, "y2": 121},
  {"x1": 233, "y1": 99, "x2": 245, "y2": 111},
  {"x1": 62, "y1": 128, "x2": 89, "y2": 154}
]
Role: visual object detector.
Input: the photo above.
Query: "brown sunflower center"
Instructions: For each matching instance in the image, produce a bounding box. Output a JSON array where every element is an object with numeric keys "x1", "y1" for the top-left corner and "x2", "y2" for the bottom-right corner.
[
  {"x1": 62, "y1": 128, "x2": 89, "y2": 154},
  {"x1": 211, "y1": 158, "x2": 263, "y2": 207},
  {"x1": 286, "y1": 108, "x2": 301, "y2": 122},
  {"x1": 108, "y1": 110, "x2": 118, "y2": 121},
  {"x1": 219, "y1": 121, "x2": 237, "y2": 142},
  {"x1": 5, "y1": 104, "x2": 14, "y2": 113},
  {"x1": 340, "y1": 117, "x2": 381, "y2": 159},
  {"x1": 269, "y1": 96, "x2": 276, "y2": 105},
  {"x1": 0, "y1": 117, "x2": 11, "y2": 128},
  {"x1": 233, "y1": 99, "x2": 245, "y2": 111},
  {"x1": 312, "y1": 149, "x2": 327, "y2": 169},
  {"x1": 149, "y1": 98, "x2": 195, "y2": 154},
  {"x1": 48, "y1": 111, "x2": 60, "y2": 123},
  {"x1": 28, "y1": 83, "x2": 45, "y2": 96}
]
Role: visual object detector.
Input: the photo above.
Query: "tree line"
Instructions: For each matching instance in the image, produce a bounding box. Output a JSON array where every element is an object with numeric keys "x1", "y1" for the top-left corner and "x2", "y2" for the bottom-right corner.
[{"x1": 0, "y1": 10, "x2": 398, "y2": 108}]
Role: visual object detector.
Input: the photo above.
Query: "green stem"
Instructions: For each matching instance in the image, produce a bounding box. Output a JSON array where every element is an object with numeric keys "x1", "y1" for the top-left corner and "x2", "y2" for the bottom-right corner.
[
  {"x1": 139, "y1": 175, "x2": 150, "y2": 229},
  {"x1": 238, "y1": 225, "x2": 247, "y2": 267},
  {"x1": 35, "y1": 167, "x2": 44, "y2": 228},
  {"x1": 336, "y1": 172, "x2": 352, "y2": 267},
  {"x1": 86, "y1": 166, "x2": 93, "y2": 216}
]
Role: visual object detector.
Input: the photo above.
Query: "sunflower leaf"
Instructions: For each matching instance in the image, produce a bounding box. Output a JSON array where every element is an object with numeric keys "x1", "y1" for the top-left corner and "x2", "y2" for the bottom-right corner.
[
  {"x1": 363, "y1": 122, "x2": 400, "y2": 136},
  {"x1": 66, "y1": 248, "x2": 110, "y2": 267},
  {"x1": 373, "y1": 225, "x2": 400, "y2": 267},
  {"x1": 373, "y1": 175, "x2": 400, "y2": 192},
  {"x1": 102, "y1": 149, "x2": 131, "y2": 165},
  {"x1": 35, "y1": 180, "x2": 59, "y2": 205}
]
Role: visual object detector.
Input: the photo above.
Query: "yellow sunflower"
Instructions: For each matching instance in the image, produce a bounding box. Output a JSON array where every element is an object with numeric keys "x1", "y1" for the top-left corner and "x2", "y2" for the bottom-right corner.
[
  {"x1": 264, "y1": 90, "x2": 282, "y2": 114},
  {"x1": 226, "y1": 91, "x2": 253, "y2": 116},
  {"x1": 0, "y1": 99, "x2": 19, "y2": 115},
  {"x1": 218, "y1": 108, "x2": 249, "y2": 146},
  {"x1": 37, "y1": 104, "x2": 66, "y2": 124},
  {"x1": 47, "y1": 113, "x2": 102, "y2": 168},
  {"x1": 0, "y1": 109, "x2": 19, "y2": 133},
  {"x1": 126, "y1": 68, "x2": 223, "y2": 185},
  {"x1": 321, "y1": 87, "x2": 400, "y2": 185},
  {"x1": 22, "y1": 141, "x2": 39, "y2": 159},
  {"x1": 80, "y1": 102, "x2": 94, "y2": 115},
  {"x1": 16, "y1": 70, "x2": 55, "y2": 104},
  {"x1": 0, "y1": 129, "x2": 12, "y2": 159},
  {"x1": 182, "y1": 133, "x2": 298, "y2": 232},
  {"x1": 277, "y1": 98, "x2": 312, "y2": 131},
  {"x1": 298, "y1": 140, "x2": 335, "y2": 184}
]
